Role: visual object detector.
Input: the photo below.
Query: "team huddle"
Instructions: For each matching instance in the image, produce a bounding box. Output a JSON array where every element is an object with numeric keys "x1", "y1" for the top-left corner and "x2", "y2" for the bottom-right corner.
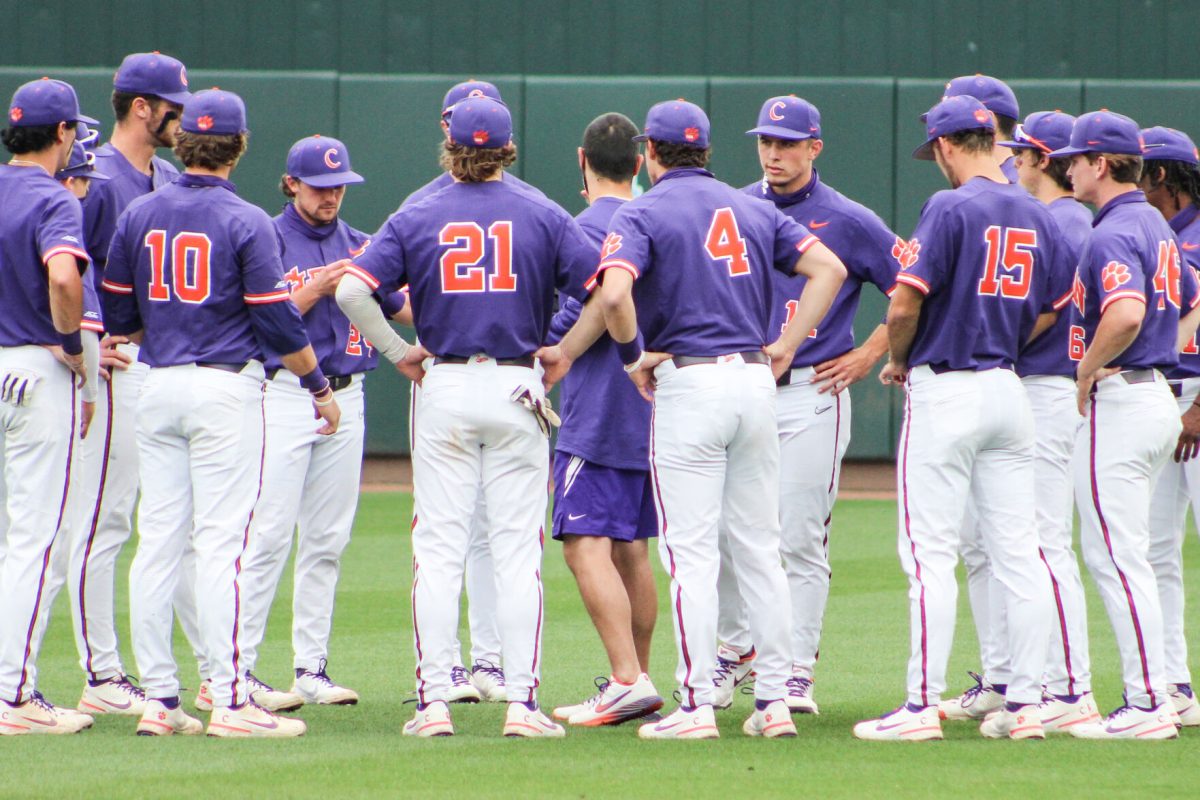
[{"x1": 1, "y1": 55, "x2": 1198, "y2": 743}]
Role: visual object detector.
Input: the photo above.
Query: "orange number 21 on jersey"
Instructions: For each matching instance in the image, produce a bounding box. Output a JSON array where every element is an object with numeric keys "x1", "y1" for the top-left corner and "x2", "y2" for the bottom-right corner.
[{"x1": 439, "y1": 221, "x2": 517, "y2": 293}]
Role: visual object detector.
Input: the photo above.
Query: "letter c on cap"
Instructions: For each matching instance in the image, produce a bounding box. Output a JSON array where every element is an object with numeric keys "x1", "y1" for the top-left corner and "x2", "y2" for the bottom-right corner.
[
  {"x1": 768, "y1": 101, "x2": 787, "y2": 121},
  {"x1": 323, "y1": 148, "x2": 342, "y2": 169}
]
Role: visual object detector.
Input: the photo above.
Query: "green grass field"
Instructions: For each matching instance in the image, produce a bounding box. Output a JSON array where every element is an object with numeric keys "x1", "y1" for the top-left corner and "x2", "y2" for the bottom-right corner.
[{"x1": 9, "y1": 493, "x2": 1200, "y2": 799}]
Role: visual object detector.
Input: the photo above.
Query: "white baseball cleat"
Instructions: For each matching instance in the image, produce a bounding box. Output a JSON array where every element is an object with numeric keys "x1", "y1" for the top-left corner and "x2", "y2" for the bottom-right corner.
[
  {"x1": 403, "y1": 700, "x2": 454, "y2": 737},
  {"x1": 470, "y1": 659, "x2": 507, "y2": 703},
  {"x1": 1069, "y1": 703, "x2": 1178, "y2": 740},
  {"x1": 0, "y1": 693, "x2": 93, "y2": 735},
  {"x1": 78, "y1": 675, "x2": 147, "y2": 716},
  {"x1": 712, "y1": 645, "x2": 755, "y2": 710},
  {"x1": 742, "y1": 699, "x2": 798, "y2": 738},
  {"x1": 503, "y1": 702, "x2": 566, "y2": 738},
  {"x1": 136, "y1": 698, "x2": 203, "y2": 736},
  {"x1": 853, "y1": 703, "x2": 943, "y2": 741},
  {"x1": 1038, "y1": 692, "x2": 1101, "y2": 734},
  {"x1": 566, "y1": 673, "x2": 664, "y2": 727},
  {"x1": 206, "y1": 701, "x2": 307, "y2": 738},
  {"x1": 293, "y1": 662, "x2": 359, "y2": 706},
  {"x1": 194, "y1": 679, "x2": 214, "y2": 712},
  {"x1": 446, "y1": 664, "x2": 482, "y2": 703},
  {"x1": 979, "y1": 703, "x2": 1044, "y2": 740},
  {"x1": 785, "y1": 674, "x2": 819, "y2": 715},
  {"x1": 938, "y1": 672, "x2": 1004, "y2": 720},
  {"x1": 1168, "y1": 684, "x2": 1200, "y2": 727},
  {"x1": 246, "y1": 672, "x2": 304, "y2": 712},
  {"x1": 638, "y1": 704, "x2": 719, "y2": 740}
]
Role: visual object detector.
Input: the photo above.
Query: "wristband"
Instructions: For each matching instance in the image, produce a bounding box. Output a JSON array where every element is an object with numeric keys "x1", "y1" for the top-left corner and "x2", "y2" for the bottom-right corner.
[
  {"x1": 313, "y1": 389, "x2": 335, "y2": 407},
  {"x1": 60, "y1": 329, "x2": 83, "y2": 356},
  {"x1": 298, "y1": 366, "x2": 331, "y2": 396},
  {"x1": 615, "y1": 331, "x2": 644, "y2": 366},
  {"x1": 623, "y1": 352, "x2": 647, "y2": 374}
]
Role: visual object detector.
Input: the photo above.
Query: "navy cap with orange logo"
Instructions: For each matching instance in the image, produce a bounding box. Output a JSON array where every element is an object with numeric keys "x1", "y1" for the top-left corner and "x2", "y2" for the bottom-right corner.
[
  {"x1": 286, "y1": 135, "x2": 364, "y2": 187},
  {"x1": 913, "y1": 95, "x2": 994, "y2": 160},
  {"x1": 180, "y1": 89, "x2": 247, "y2": 136},
  {"x1": 1049, "y1": 110, "x2": 1143, "y2": 158},
  {"x1": 442, "y1": 80, "x2": 502, "y2": 117},
  {"x1": 746, "y1": 95, "x2": 821, "y2": 142},
  {"x1": 447, "y1": 96, "x2": 512, "y2": 148},
  {"x1": 997, "y1": 110, "x2": 1076, "y2": 156},
  {"x1": 114, "y1": 51, "x2": 192, "y2": 106},
  {"x1": 8, "y1": 78, "x2": 98, "y2": 129},
  {"x1": 1140, "y1": 126, "x2": 1199, "y2": 166},
  {"x1": 943, "y1": 74, "x2": 1019, "y2": 121},
  {"x1": 633, "y1": 99, "x2": 710, "y2": 149}
]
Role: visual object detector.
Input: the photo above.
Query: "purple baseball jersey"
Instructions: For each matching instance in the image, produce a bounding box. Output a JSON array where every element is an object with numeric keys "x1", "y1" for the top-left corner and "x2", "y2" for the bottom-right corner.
[
  {"x1": 266, "y1": 203, "x2": 375, "y2": 376},
  {"x1": 548, "y1": 196, "x2": 652, "y2": 470},
  {"x1": 101, "y1": 173, "x2": 309, "y2": 366},
  {"x1": 401, "y1": 170, "x2": 543, "y2": 209},
  {"x1": 894, "y1": 177, "x2": 1062, "y2": 370},
  {"x1": 0, "y1": 166, "x2": 90, "y2": 347},
  {"x1": 1169, "y1": 204, "x2": 1200, "y2": 379},
  {"x1": 82, "y1": 266, "x2": 104, "y2": 334},
  {"x1": 596, "y1": 168, "x2": 817, "y2": 356},
  {"x1": 742, "y1": 172, "x2": 899, "y2": 368},
  {"x1": 348, "y1": 179, "x2": 595, "y2": 358},
  {"x1": 1068, "y1": 191, "x2": 1193, "y2": 372},
  {"x1": 1016, "y1": 196, "x2": 1093, "y2": 377},
  {"x1": 82, "y1": 144, "x2": 179, "y2": 287}
]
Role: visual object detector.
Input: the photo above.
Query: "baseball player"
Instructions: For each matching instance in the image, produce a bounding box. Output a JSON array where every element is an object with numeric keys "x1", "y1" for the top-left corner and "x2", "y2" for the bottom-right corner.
[
  {"x1": 941, "y1": 111, "x2": 1101, "y2": 727},
  {"x1": 236, "y1": 135, "x2": 396, "y2": 708},
  {"x1": 708, "y1": 96, "x2": 900, "y2": 716},
  {"x1": 1055, "y1": 110, "x2": 1200, "y2": 739},
  {"x1": 0, "y1": 77, "x2": 98, "y2": 734},
  {"x1": 336, "y1": 96, "x2": 596, "y2": 738},
  {"x1": 942, "y1": 75, "x2": 1021, "y2": 183},
  {"x1": 72, "y1": 51, "x2": 211, "y2": 717},
  {"x1": 545, "y1": 99, "x2": 847, "y2": 739},
  {"x1": 1137, "y1": 125, "x2": 1200, "y2": 728},
  {"x1": 544, "y1": 113, "x2": 663, "y2": 728},
  {"x1": 102, "y1": 89, "x2": 339, "y2": 738},
  {"x1": 854, "y1": 96, "x2": 1060, "y2": 742}
]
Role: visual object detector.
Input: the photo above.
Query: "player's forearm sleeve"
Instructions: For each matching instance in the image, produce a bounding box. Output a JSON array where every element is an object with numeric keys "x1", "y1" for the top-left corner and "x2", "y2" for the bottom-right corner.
[
  {"x1": 247, "y1": 300, "x2": 311, "y2": 357},
  {"x1": 81, "y1": 331, "x2": 99, "y2": 403},
  {"x1": 336, "y1": 275, "x2": 411, "y2": 363}
]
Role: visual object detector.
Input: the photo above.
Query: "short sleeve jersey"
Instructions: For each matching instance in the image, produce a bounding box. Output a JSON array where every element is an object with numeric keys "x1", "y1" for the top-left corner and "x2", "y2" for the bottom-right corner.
[
  {"x1": 550, "y1": 196, "x2": 652, "y2": 470},
  {"x1": 401, "y1": 170, "x2": 545, "y2": 209},
  {"x1": 1068, "y1": 190, "x2": 1191, "y2": 372},
  {"x1": 267, "y1": 204, "x2": 375, "y2": 376},
  {"x1": 893, "y1": 177, "x2": 1062, "y2": 370},
  {"x1": 596, "y1": 168, "x2": 817, "y2": 356},
  {"x1": 1015, "y1": 196, "x2": 1093, "y2": 377},
  {"x1": 1167, "y1": 205, "x2": 1200, "y2": 379},
  {"x1": 742, "y1": 172, "x2": 899, "y2": 367},
  {"x1": 348, "y1": 178, "x2": 596, "y2": 358},
  {"x1": 101, "y1": 174, "x2": 307, "y2": 367},
  {"x1": 0, "y1": 166, "x2": 90, "y2": 347},
  {"x1": 82, "y1": 144, "x2": 178, "y2": 287}
]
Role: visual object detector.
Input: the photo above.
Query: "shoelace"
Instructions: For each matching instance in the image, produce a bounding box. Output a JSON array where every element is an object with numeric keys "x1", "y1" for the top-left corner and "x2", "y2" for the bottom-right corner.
[
  {"x1": 26, "y1": 691, "x2": 56, "y2": 713},
  {"x1": 580, "y1": 676, "x2": 612, "y2": 709},
  {"x1": 115, "y1": 674, "x2": 147, "y2": 700},
  {"x1": 957, "y1": 671, "x2": 990, "y2": 702},
  {"x1": 305, "y1": 658, "x2": 337, "y2": 688},
  {"x1": 450, "y1": 666, "x2": 473, "y2": 686},
  {"x1": 712, "y1": 657, "x2": 739, "y2": 687},
  {"x1": 472, "y1": 659, "x2": 506, "y2": 684},
  {"x1": 246, "y1": 672, "x2": 278, "y2": 693},
  {"x1": 785, "y1": 676, "x2": 813, "y2": 696}
]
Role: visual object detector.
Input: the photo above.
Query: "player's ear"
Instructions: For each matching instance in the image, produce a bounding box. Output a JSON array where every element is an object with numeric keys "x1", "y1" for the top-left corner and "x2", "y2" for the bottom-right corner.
[
  {"x1": 634, "y1": 153, "x2": 644, "y2": 175},
  {"x1": 578, "y1": 147, "x2": 586, "y2": 173},
  {"x1": 809, "y1": 139, "x2": 824, "y2": 160}
]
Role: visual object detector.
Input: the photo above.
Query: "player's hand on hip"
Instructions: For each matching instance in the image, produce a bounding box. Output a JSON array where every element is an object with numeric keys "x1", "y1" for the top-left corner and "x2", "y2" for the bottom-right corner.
[
  {"x1": 1075, "y1": 365, "x2": 1120, "y2": 415},
  {"x1": 312, "y1": 393, "x2": 341, "y2": 435},
  {"x1": 1175, "y1": 403, "x2": 1200, "y2": 462},
  {"x1": 396, "y1": 342, "x2": 431, "y2": 386},
  {"x1": 99, "y1": 335, "x2": 132, "y2": 381},
  {"x1": 814, "y1": 346, "x2": 876, "y2": 394},
  {"x1": 80, "y1": 400, "x2": 95, "y2": 439},
  {"x1": 627, "y1": 352, "x2": 671, "y2": 402},
  {"x1": 534, "y1": 344, "x2": 572, "y2": 392},
  {"x1": 879, "y1": 360, "x2": 908, "y2": 386},
  {"x1": 763, "y1": 340, "x2": 797, "y2": 381},
  {"x1": 310, "y1": 259, "x2": 351, "y2": 297}
]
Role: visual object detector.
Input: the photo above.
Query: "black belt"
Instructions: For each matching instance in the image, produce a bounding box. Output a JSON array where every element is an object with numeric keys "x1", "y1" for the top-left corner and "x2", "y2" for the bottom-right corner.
[
  {"x1": 1119, "y1": 369, "x2": 1158, "y2": 385},
  {"x1": 434, "y1": 355, "x2": 536, "y2": 368},
  {"x1": 265, "y1": 368, "x2": 353, "y2": 392},
  {"x1": 197, "y1": 361, "x2": 250, "y2": 374},
  {"x1": 776, "y1": 367, "x2": 811, "y2": 387},
  {"x1": 672, "y1": 351, "x2": 770, "y2": 369},
  {"x1": 928, "y1": 362, "x2": 1014, "y2": 375}
]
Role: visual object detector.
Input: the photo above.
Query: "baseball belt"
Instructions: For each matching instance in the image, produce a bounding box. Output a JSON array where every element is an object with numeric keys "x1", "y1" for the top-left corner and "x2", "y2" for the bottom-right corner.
[
  {"x1": 263, "y1": 368, "x2": 354, "y2": 392},
  {"x1": 433, "y1": 355, "x2": 536, "y2": 368},
  {"x1": 672, "y1": 351, "x2": 770, "y2": 369}
]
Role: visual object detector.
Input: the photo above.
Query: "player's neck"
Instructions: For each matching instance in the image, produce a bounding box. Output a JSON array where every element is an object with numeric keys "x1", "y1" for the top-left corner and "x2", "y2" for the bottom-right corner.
[
  {"x1": 585, "y1": 176, "x2": 634, "y2": 203},
  {"x1": 185, "y1": 164, "x2": 234, "y2": 181},
  {"x1": 6, "y1": 148, "x2": 59, "y2": 176},
  {"x1": 951, "y1": 153, "x2": 1005, "y2": 187},
  {"x1": 110, "y1": 125, "x2": 158, "y2": 175},
  {"x1": 1091, "y1": 180, "x2": 1140, "y2": 209},
  {"x1": 992, "y1": 145, "x2": 1011, "y2": 168},
  {"x1": 1032, "y1": 177, "x2": 1071, "y2": 206}
]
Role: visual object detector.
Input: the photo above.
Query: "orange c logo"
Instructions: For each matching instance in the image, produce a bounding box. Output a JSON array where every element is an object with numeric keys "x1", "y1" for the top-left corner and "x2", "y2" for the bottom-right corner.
[
  {"x1": 323, "y1": 148, "x2": 342, "y2": 169},
  {"x1": 768, "y1": 101, "x2": 787, "y2": 121}
]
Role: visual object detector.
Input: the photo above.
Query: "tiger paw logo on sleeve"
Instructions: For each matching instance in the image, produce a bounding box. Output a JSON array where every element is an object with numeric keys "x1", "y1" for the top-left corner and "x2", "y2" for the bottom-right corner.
[{"x1": 1101, "y1": 261, "x2": 1132, "y2": 292}]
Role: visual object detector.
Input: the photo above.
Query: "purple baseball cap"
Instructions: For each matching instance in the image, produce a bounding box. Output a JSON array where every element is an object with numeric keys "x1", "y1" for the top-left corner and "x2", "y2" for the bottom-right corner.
[
  {"x1": 76, "y1": 120, "x2": 100, "y2": 149},
  {"x1": 633, "y1": 99, "x2": 710, "y2": 148},
  {"x1": 286, "y1": 135, "x2": 364, "y2": 187},
  {"x1": 913, "y1": 95, "x2": 995, "y2": 160},
  {"x1": 55, "y1": 142, "x2": 110, "y2": 182},
  {"x1": 8, "y1": 78, "x2": 98, "y2": 129},
  {"x1": 180, "y1": 89, "x2": 247, "y2": 135},
  {"x1": 1140, "y1": 126, "x2": 1199, "y2": 166},
  {"x1": 447, "y1": 96, "x2": 512, "y2": 148},
  {"x1": 113, "y1": 51, "x2": 192, "y2": 106},
  {"x1": 998, "y1": 110, "x2": 1076, "y2": 156},
  {"x1": 943, "y1": 74, "x2": 1019, "y2": 120},
  {"x1": 1048, "y1": 110, "x2": 1143, "y2": 158},
  {"x1": 442, "y1": 80, "x2": 502, "y2": 116},
  {"x1": 746, "y1": 95, "x2": 821, "y2": 141}
]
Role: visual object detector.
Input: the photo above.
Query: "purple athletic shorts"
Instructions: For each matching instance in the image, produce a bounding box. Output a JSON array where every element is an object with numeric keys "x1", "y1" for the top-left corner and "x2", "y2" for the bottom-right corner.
[{"x1": 551, "y1": 450, "x2": 657, "y2": 542}]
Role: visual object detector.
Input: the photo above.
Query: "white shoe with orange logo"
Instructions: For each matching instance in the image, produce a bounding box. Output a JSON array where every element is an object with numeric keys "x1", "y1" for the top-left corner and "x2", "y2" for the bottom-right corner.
[
  {"x1": 980, "y1": 703, "x2": 1045, "y2": 739},
  {"x1": 0, "y1": 693, "x2": 93, "y2": 735},
  {"x1": 503, "y1": 702, "x2": 566, "y2": 738},
  {"x1": 742, "y1": 699, "x2": 798, "y2": 738},
  {"x1": 403, "y1": 700, "x2": 454, "y2": 737},
  {"x1": 136, "y1": 698, "x2": 203, "y2": 736}
]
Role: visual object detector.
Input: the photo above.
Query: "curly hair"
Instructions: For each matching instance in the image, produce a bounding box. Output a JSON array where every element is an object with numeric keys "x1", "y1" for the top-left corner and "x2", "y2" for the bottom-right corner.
[
  {"x1": 174, "y1": 130, "x2": 248, "y2": 170},
  {"x1": 650, "y1": 139, "x2": 711, "y2": 169},
  {"x1": 438, "y1": 140, "x2": 517, "y2": 182}
]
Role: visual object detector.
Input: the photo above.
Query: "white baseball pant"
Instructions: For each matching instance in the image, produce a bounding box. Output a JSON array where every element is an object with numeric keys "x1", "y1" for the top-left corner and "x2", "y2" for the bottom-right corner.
[
  {"x1": 0, "y1": 346, "x2": 78, "y2": 702},
  {"x1": 239, "y1": 372, "x2": 365, "y2": 674},
  {"x1": 958, "y1": 502, "x2": 1010, "y2": 686},
  {"x1": 1147, "y1": 377, "x2": 1200, "y2": 687},
  {"x1": 897, "y1": 366, "x2": 1052, "y2": 708},
  {"x1": 715, "y1": 365, "x2": 850, "y2": 677},
  {"x1": 410, "y1": 359, "x2": 547, "y2": 706},
  {"x1": 129, "y1": 363, "x2": 266, "y2": 707},
  {"x1": 651, "y1": 357, "x2": 792, "y2": 706},
  {"x1": 1080, "y1": 374, "x2": 1183, "y2": 707}
]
